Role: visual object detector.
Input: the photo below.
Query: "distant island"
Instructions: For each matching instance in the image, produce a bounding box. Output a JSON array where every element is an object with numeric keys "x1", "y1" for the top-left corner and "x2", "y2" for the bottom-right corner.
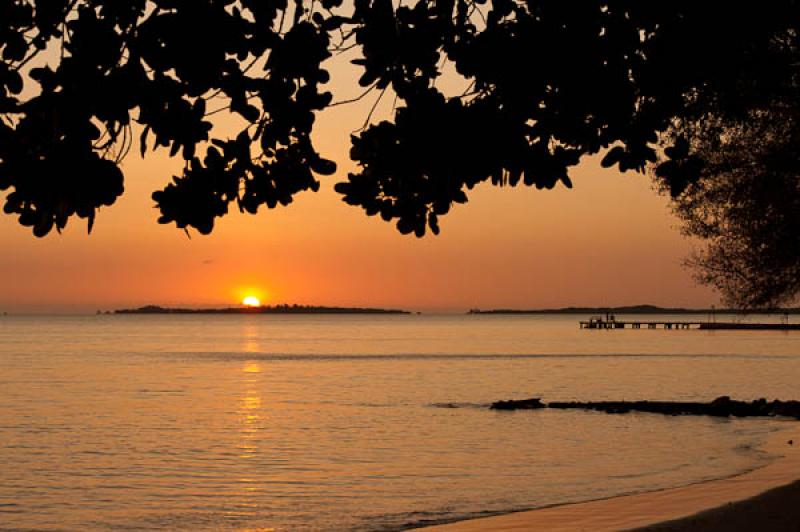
[
  {"x1": 115, "y1": 304, "x2": 410, "y2": 315},
  {"x1": 467, "y1": 304, "x2": 800, "y2": 315}
]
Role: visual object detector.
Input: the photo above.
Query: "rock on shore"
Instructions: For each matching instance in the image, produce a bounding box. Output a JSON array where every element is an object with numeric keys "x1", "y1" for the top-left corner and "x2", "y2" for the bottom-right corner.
[{"x1": 489, "y1": 396, "x2": 800, "y2": 419}]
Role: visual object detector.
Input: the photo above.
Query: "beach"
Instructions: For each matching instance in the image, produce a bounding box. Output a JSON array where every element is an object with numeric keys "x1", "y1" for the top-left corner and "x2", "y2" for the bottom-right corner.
[
  {"x1": 421, "y1": 422, "x2": 800, "y2": 531},
  {"x1": 637, "y1": 479, "x2": 800, "y2": 531}
]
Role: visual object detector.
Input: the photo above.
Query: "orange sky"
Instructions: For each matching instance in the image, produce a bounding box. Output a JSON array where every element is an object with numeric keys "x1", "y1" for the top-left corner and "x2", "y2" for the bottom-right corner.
[{"x1": 0, "y1": 55, "x2": 718, "y2": 313}]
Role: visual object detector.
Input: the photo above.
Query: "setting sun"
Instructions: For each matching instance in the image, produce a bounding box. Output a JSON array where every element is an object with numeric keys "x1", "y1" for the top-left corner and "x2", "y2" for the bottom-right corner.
[{"x1": 242, "y1": 296, "x2": 261, "y2": 307}]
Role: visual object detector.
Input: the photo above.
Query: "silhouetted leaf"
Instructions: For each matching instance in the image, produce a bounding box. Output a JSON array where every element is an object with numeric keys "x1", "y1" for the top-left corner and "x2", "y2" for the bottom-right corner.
[
  {"x1": 310, "y1": 158, "x2": 337, "y2": 175},
  {"x1": 601, "y1": 146, "x2": 625, "y2": 168}
]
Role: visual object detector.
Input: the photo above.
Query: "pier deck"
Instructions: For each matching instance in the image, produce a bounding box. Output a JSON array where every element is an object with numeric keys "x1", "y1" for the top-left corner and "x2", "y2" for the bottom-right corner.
[
  {"x1": 579, "y1": 319, "x2": 703, "y2": 329},
  {"x1": 579, "y1": 318, "x2": 800, "y2": 330}
]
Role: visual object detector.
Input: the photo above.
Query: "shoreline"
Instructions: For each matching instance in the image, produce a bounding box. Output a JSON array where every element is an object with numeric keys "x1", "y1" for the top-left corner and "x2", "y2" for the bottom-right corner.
[{"x1": 418, "y1": 420, "x2": 800, "y2": 531}]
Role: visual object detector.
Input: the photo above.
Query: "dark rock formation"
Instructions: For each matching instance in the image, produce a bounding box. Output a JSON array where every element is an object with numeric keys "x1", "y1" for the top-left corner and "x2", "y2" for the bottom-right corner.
[
  {"x1": 488, "y1": 396, "x2": 800, "y2": 419},
  {"x1": 490, "y1": 398, "x2": 545, "y2": 410}
]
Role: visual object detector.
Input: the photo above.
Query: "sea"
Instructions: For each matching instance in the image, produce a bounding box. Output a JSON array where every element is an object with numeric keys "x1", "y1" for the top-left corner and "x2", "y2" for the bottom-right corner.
[{"x1": 1, "y1": 313, "x2": 799, "y2": 531}]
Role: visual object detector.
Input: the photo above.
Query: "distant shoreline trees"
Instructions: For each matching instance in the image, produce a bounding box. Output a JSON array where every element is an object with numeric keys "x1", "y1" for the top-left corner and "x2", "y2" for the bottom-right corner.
[{"x1": 1, "y1": 1, "x2": 798, "y2": 307}]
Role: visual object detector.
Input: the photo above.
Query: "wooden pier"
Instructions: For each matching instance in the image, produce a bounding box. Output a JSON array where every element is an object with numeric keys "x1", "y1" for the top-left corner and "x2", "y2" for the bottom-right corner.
[
  {"x1": 700, "y1": 322, "x2": 800, "y2": 330},
  {"x1": 579, "y1": 318, "x2": 702, "y2": 329},
  {"x1": 580, "y1": 315, "x2": 800, "y2": 330}
]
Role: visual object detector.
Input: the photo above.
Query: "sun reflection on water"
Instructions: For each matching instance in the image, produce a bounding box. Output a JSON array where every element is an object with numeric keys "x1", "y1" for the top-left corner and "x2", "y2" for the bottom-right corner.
[
  {"x1": 234, "y1": 360, "x2": 267, "y2": 520},
  {"x1": 238, "y1": 362, "x2": 263, "y2": 454},
  {"x1": 243, "y1": 362, "x2": 262, "y2": 373},
  {"x1": 242, "y1": 323, "x2": 261, "y2": 354}
]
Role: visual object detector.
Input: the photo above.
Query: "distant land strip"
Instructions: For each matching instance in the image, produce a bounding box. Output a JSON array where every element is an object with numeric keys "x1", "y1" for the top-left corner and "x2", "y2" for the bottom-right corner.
[
  {"x1": 115, "y1": 305, "x2": 410, "y2": 315},
  {"x1": 467, "y1": 304, "x2": 800, "y2": 315}
]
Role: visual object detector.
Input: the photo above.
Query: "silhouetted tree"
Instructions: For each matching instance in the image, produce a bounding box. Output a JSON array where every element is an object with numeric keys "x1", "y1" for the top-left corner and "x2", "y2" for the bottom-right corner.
[
  {"x1": 656, "y1": 104, "x2": 800, "y2": 308},
  {"x1": 1, "y1": 1, "x2": 798, "y2": 306},
  {"x1": 650, "y1": 19, "x2": 800, "y2": 308}
]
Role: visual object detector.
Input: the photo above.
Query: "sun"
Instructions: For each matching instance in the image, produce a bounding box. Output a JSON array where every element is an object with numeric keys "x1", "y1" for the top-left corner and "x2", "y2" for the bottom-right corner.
[{"x1": 242, "y1": 296, "x2": 261, "y2": 307}]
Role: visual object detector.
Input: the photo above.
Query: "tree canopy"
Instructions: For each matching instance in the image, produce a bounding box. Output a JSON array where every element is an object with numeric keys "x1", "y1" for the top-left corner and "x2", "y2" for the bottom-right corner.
[
  {"x1": 1, "y1": 0, "x2": 798, "y2": 307},
  {"x1": 657, "y1": 100, "x2": 800, "y2": 308}
]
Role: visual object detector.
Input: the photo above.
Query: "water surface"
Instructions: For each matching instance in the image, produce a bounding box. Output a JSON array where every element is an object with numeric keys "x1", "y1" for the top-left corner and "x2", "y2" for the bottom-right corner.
[{"x1": 1, "y1": 313, "x2": 798, "y2": 530}]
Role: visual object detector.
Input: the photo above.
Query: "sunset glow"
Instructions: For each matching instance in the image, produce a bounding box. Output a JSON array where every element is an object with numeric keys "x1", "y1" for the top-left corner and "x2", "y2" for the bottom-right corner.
[
  {"x1": 242, "y1": 296, "x2": 261, "y2": 307},
  {"x1": 3, "y1": 4, "x2": 798, "y2": 532},
  {"x1": 0, "y1": 43, "x2": 720, "y2": 313}
]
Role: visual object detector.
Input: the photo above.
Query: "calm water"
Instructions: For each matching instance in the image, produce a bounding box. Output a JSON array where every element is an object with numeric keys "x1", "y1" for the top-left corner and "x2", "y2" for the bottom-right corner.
[{"x1": 1, "y1": 313, "x2": 799, "y2": 531}]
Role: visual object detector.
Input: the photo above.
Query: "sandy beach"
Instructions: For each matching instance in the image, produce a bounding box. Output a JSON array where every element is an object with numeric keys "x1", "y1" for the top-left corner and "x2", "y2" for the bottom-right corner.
[{"x1": 420, "y1": 421, "x2": 800, "y2": 532}]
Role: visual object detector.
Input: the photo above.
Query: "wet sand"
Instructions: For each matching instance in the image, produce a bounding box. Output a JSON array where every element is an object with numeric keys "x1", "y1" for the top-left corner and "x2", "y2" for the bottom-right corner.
[
  {"x1": 635, "y1": 479, "x2": 800, "y2": 531},
  {"x1": 420, "y1": 422, "x2": 800, "y2": 532}
]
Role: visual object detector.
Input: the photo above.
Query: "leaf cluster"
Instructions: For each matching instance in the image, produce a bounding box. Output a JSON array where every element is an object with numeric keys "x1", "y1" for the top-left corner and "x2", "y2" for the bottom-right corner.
[
  {"x1": 338, "y1": 2, "x2": 799, "y2": 236},
  {"x1": 0, "y1": 0, "x2": 341, "y2": 235},
  {"x1": 2, "y1": 0, "x2": 800, "y2": 308}
]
